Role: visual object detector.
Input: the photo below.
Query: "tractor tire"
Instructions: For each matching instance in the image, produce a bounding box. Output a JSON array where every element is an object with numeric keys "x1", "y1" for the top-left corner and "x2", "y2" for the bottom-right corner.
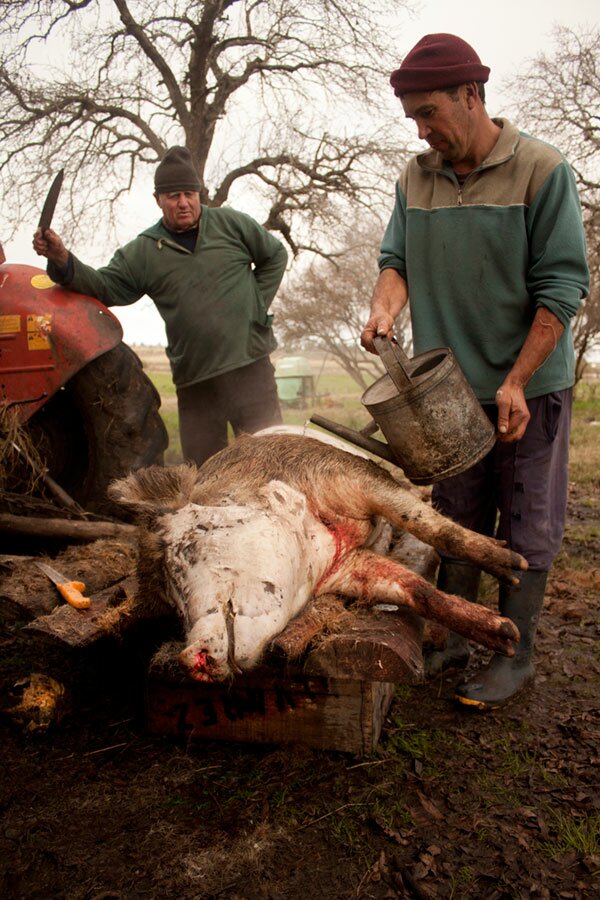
[{"x1": 20, "y1": 343, "x2": 169, "y2": 519}]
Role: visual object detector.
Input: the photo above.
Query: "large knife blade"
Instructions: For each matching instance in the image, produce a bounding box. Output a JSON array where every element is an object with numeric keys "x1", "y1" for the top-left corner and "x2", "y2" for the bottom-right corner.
[{"x1": 38, "y1": 169, "x2": 64, "y2": 233}]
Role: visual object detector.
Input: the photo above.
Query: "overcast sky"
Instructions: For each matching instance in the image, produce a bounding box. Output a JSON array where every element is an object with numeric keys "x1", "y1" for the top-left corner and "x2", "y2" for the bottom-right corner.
[{"x1": 5, "y1": 0, "x2": 599, "y2": 347}]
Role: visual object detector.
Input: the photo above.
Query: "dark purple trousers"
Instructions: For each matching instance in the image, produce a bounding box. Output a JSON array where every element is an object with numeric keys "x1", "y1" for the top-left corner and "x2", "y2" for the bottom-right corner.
[
  {"x1": 431, "y1": 389, "x2": 573, "y2": 572},
  {"x1": 177, "y1": 356, "x2": 282, "y2": 467}
]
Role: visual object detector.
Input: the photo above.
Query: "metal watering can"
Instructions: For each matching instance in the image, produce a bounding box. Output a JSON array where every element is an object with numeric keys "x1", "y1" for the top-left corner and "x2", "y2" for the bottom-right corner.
[{"x1": 311, "y1": 336, "x2": 496, "y2": 485}]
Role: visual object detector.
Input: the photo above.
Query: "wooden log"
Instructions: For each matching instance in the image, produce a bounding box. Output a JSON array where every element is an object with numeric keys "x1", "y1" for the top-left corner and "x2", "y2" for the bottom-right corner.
[
  {"x1": 0, "y1": 553, "x2": 58, "y2": 621},
  {"x1": 270, "y1": 593, "x2": 423, "y2": 682},
  {"x1": 0, "y1": 513, "x2": 137, "y2": 542},
  {"x1": 144, "y1": 532, "x2": 439, "y2": 753},
  {"x1": 0, "y1": 587, "x2": 56, "y2": 622}
]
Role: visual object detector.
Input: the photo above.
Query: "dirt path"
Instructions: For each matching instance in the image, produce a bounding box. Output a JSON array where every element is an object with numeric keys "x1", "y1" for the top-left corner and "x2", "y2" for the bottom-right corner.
[{"x1": 0, "y1": 486, "x2": 598, "y2": 899}]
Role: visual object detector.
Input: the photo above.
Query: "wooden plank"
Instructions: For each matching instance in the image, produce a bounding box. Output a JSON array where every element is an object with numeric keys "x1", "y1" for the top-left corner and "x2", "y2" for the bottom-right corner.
[
  {"x1": 147, "y1": 607, "x2": 422, "y2": 685},
  {"x1": 25, "y1": 576, "x2": 141, "y2": 648},
  {"x1": 362, "y1": 682, "x2": 396, "y2": 755},
  {"x1": 146, "y1": 667, "x2": 395, "y2": 755},
  {"x1": 0, "y1": 553, "x2": 57, "y2": 621},
  {"x1": 304, "y1": 607, "x2": 423, "y2": 683}
]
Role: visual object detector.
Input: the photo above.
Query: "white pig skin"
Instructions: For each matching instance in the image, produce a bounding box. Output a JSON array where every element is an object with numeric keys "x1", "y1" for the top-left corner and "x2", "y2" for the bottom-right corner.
[{"x1": 161, "y1": 480, "x2": 341, "y2": 680}]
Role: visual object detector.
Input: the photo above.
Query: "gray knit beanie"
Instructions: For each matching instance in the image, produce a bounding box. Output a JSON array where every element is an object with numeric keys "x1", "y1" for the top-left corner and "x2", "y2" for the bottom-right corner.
[{"x1": 154, "y1": 146, "x2": 201, "y2": 193}]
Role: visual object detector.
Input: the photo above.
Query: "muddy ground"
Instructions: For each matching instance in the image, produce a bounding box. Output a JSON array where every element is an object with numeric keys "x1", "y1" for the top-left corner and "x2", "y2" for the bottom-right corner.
[{"x1": 0, "y1": 484, "x2": 598, "y2": 900}]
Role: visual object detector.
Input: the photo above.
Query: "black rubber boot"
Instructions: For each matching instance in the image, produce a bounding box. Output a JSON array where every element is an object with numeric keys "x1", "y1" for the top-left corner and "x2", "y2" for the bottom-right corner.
[
  {"x1": 454, "y1": 569, "x2": 548, "y2": 710},
  {"x1": 425, "y1": 560, "x2": 481, "y2": 678}
]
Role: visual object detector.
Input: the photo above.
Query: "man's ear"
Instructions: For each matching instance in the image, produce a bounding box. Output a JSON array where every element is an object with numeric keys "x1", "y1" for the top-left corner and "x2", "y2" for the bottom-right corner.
[
  {"x1": 154, "y1": 192, "x2": 162, "y2": 209},
  {"x1": 464, "y1": 81, "x2": 479, "y2": 108}
]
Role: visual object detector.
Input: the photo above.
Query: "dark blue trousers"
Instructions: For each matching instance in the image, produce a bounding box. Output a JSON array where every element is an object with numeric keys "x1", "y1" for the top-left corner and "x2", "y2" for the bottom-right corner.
[{"x1": 432, "y1": 389, "x2": 572, "y2": 571}]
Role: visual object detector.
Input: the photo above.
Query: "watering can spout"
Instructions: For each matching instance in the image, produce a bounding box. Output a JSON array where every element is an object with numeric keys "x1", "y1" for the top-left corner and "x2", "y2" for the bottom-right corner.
[{"x1": 309, "y1": 414, "x2": 398, "y2": 464}]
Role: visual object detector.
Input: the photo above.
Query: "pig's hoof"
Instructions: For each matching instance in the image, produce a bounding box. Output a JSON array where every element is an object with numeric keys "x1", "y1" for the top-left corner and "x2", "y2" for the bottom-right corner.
[{"x1": 499, "y1": 619, "x2": 519, "y2": 641}]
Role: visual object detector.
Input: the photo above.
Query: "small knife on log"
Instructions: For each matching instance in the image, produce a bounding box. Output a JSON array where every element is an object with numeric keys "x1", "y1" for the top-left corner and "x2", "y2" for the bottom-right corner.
[
  {"x1": 38, "y1": 169, "x2": 64, "y2": 234},
  {"x1": 35, "y1": 561, "x2": 91, "y2": 610}
]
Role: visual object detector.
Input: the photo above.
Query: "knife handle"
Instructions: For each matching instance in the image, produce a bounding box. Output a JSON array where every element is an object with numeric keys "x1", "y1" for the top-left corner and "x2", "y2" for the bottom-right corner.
[{"x1": 56, "y1": 580, "x2": 91, "y2": 610}]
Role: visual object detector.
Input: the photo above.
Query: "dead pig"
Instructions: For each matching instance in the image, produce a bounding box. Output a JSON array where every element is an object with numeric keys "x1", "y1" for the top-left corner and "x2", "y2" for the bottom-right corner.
[{"x1": 110, "y1": 432, "x2": 527, "y2": 683}]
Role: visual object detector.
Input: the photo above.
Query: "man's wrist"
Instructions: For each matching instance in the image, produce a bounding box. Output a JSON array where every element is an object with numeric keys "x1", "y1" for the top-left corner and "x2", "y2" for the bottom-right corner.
[
  {"x1": 48, "y1": 252, "x2": 73, "y2": 283},
  {"x1": 502, "y1": 373, "x2": 528, "y2": 390}
]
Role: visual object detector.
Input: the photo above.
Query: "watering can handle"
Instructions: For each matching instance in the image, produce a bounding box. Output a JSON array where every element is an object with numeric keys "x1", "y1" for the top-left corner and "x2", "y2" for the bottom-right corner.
[{"x1": 373, "y1": 336, "x2": 413, "y2": 390}]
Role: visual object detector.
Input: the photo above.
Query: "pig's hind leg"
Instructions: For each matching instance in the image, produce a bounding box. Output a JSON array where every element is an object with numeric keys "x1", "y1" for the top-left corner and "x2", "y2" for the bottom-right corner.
[{"x1": 320, "y1": 549, "x2": 519, "y2": 658}]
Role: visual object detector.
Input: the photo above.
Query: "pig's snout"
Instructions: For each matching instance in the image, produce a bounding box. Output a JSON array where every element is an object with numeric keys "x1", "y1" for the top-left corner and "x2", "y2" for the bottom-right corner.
[{"x1": 178, "y1": 645, "x2": 231, "y2": 683}]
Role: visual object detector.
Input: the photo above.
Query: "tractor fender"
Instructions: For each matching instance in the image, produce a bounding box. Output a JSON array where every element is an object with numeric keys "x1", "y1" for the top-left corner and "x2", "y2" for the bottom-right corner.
[{"x1": 0, "y1": 262, "x2": 123, "y2": 423}]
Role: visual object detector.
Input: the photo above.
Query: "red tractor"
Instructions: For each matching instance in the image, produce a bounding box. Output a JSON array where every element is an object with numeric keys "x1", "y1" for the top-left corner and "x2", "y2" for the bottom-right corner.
[{"x1": 0, "y1": 242, "x2": 168, "y2": 518}]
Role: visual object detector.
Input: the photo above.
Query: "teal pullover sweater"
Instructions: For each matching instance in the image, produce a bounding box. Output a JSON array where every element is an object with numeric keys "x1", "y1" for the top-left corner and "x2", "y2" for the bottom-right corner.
[
  {"x1": 379, "y1": 119, "x2": 589, "y2": 402},
  {"x1": 51, "y1": 205, "x2": 288, "y2": 388}
]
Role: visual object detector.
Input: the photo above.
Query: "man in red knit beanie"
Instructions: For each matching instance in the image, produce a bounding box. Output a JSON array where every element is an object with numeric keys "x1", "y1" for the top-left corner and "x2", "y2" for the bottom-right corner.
[{"x1": 361, "y1": 34, "x2": 589, "y2": 712}]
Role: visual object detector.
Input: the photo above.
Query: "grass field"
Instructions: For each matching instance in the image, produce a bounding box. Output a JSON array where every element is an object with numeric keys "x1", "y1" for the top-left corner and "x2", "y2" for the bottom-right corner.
[{"x1": 568, "y1": 380, "x2": 600, "y2": 485}]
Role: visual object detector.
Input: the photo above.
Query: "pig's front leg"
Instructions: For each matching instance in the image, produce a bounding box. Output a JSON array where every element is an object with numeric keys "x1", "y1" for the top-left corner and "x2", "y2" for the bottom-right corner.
[
  {"x1": 320, "y1": 549, "x2": 519, "y2": 657},
  {"x1": 270, "y1": 593, "x2": 354, "y2": 660},
  {"x1": 363, "y1": 476, "x2": 527, "y2": 584}
]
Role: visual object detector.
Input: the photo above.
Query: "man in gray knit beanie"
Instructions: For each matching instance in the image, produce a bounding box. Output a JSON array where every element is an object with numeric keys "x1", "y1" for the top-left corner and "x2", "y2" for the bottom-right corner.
[{"x1": 34, "y1": 145, "x2": 288, "y2": 465}]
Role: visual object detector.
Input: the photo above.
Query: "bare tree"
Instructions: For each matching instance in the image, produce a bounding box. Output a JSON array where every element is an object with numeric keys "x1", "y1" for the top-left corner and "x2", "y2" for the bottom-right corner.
[
  {"x1": 274, "y1": 214, "x2": 413, "y2": 390},
  {"x1": 0, "y1": 0, "x2": 412, "y2": 257},
  {"x1": 505, "y1": 25, "x2": 600, "y2": 377}
]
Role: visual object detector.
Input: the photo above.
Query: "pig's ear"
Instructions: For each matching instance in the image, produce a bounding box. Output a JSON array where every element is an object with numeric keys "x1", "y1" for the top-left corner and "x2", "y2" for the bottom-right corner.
[{"x1": 108, "y1": 463, "x2": 199, "y2": 511}]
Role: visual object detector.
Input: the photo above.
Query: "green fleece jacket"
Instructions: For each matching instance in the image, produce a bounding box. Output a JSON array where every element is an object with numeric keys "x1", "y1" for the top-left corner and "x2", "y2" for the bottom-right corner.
[
  {"x1": 379, "y1": 118, "x2": 589, "y2": 402},
  {"x1": 50, "y1": 205, "x2": 288, "y2": 388}
]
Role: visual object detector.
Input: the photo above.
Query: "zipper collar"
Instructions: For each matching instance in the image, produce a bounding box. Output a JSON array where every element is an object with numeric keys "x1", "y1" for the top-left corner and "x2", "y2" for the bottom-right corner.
[{"x1": 416, "y1": 118, "x2": 520, "y2": 178}]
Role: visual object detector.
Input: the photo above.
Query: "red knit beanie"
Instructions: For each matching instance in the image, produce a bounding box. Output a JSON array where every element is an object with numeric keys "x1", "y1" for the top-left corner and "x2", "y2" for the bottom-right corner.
[{"x1": 390, "y1": 33, "x2": 490, "y2": 96}]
